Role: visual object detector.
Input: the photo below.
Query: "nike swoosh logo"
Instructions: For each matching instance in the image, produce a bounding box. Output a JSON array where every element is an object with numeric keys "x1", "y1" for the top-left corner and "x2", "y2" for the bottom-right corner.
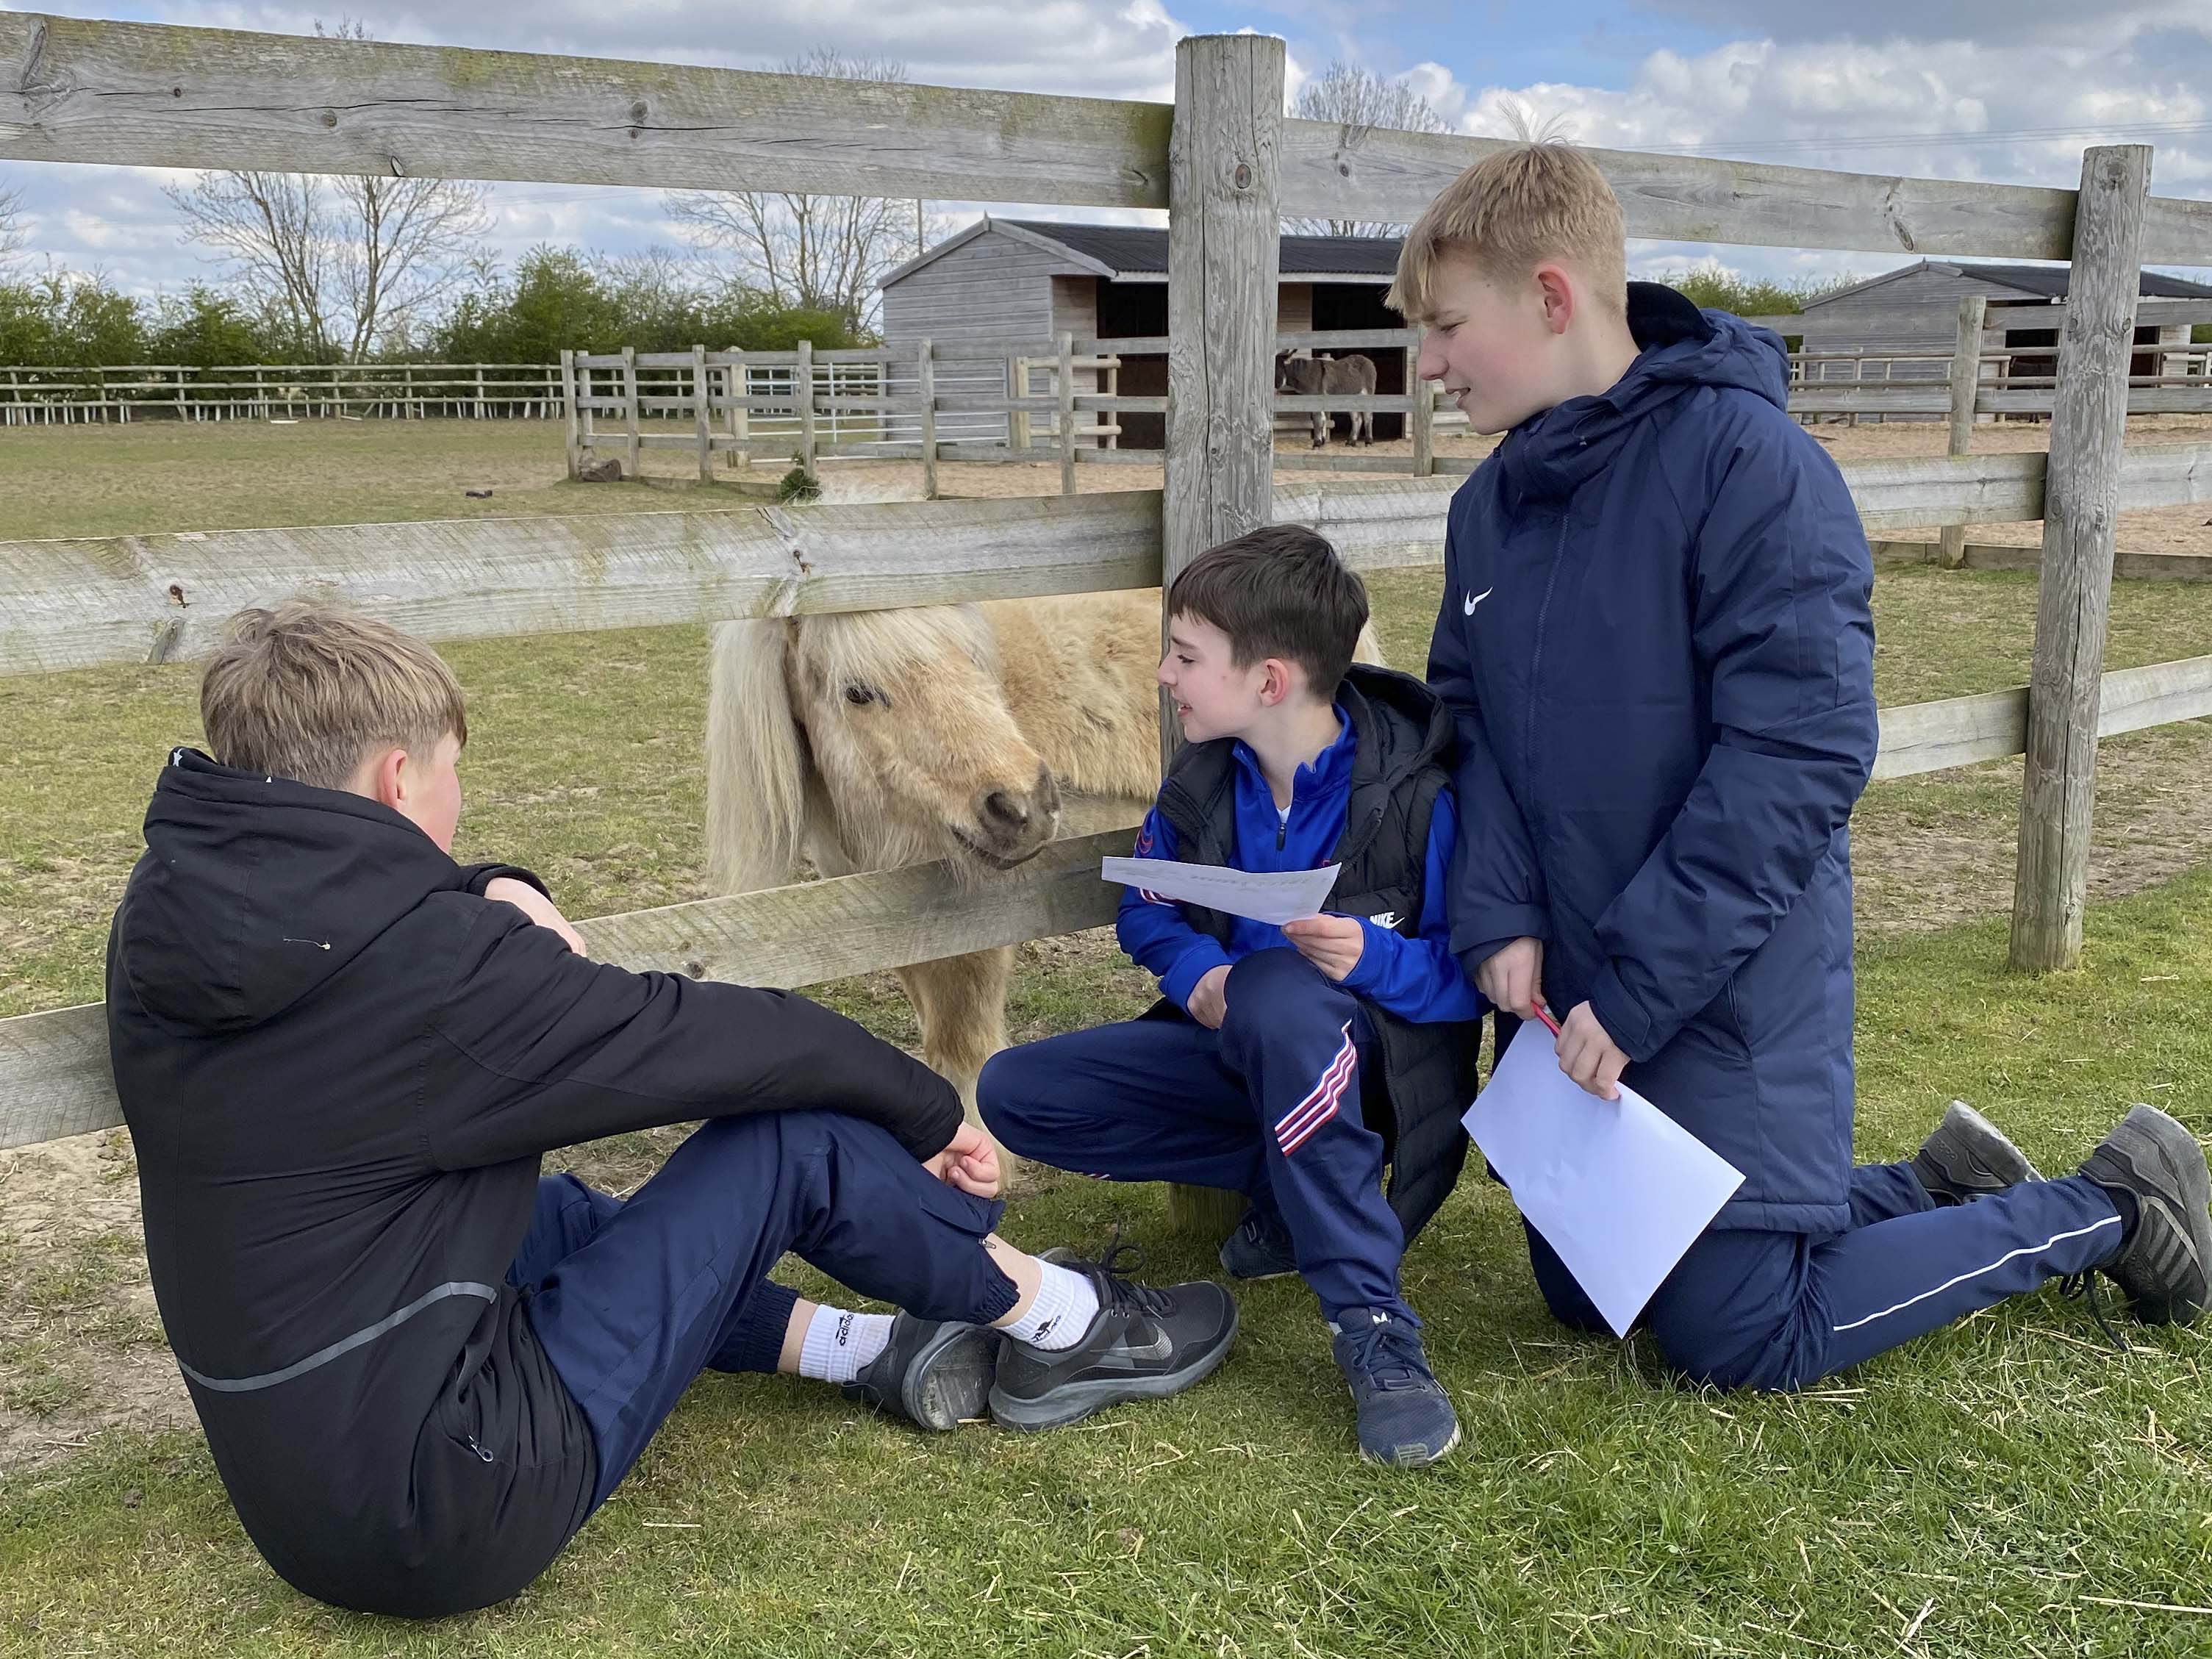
[
  {"x1": 1093, "y1": 1331, "x2": 1175, "y2": 1369},
  {"x1": 1463, "y1": 587, "x2": 1493, "y2": 615}
]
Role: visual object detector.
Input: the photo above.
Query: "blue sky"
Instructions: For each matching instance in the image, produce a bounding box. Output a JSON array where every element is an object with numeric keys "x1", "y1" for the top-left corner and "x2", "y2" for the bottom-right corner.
[{"x1": 3, "y1": 0, "x2": 2208, "y2": 299}]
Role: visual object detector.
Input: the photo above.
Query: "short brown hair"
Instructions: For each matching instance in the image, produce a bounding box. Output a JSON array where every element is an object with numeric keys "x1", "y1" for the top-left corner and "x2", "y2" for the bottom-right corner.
[
  {"x1": 199, "y1": 600, "x2": 468, "y2": 791},
  {"x1": 1167, "y1": 525, "x2": 1367, "y2": 695},
  {"x1": 1388, "y1": 141, "x2": 1627, "y2": 323}
]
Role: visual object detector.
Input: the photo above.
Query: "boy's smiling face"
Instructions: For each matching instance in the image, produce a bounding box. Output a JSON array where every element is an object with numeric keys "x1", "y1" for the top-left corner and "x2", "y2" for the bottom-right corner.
[
  {"x1": 1158, "y1": 613, "x2": 1274, "y2": 744},
  {"x1": 1414, "y1": 247, "x2": 1577, "y2": 436}
]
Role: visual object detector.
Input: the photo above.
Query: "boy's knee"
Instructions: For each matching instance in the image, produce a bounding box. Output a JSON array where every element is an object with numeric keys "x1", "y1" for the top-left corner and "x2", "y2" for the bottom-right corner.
[
  {"x1": 975, "y1": 1046, "x2": 1052, "y2": 1146},
  {"x1": 1221, "y1": 948, "x2": 1345, "y2": 1039}
]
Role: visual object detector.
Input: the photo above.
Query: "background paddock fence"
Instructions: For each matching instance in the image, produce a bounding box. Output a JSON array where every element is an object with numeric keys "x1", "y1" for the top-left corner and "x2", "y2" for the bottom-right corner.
[
  {"x1": 1, "y1": 18, "x2": 2210, "y2": 1166},
  {"x1": 0, "y1": 362, "x2": 567, "y2": 425}
]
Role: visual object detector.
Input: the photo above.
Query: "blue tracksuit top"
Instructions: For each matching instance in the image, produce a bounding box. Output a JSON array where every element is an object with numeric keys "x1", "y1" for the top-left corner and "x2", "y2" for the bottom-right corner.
[
  {"x1": 1117, "y1": 709, "x2": 1479, "y2": 1025},
  {"x1": 1428, "y1": 283, "x2": 1879, "y2": 1234}
]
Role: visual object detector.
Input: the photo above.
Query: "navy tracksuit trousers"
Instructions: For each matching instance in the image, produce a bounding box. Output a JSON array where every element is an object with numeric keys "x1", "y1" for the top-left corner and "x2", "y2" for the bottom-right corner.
[
  {"x1": 979, "y1": 949, "x2": 1413, "y2": 1325},
  {"x1": 1523, "y1": 1158, "x2": 2125, "y2": 1391},
  {"x1": 510, "y1": 1109, "x2": 1019, "y2": 1512}
]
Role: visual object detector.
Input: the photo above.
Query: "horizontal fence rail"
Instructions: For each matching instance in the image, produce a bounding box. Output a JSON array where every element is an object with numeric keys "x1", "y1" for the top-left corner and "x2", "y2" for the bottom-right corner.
[
  {"x1": 7, "y1": 444, "x2": 2211, "y2": 678},
  {"x1": 9, "y1": 648, "x2": 2211, "y2": 1154},
  {"x1": 0, "y1": 362, "x2": 565, "y2": 423},
  {"x1": 8, "y1": 14, "x2": 2212, "y2": 263}
]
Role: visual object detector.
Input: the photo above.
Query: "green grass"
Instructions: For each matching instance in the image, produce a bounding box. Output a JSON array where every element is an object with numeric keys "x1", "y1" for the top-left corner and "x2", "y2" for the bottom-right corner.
[{"x1": 5, "y1": 870, "x2": 2212, "y2": 1656}]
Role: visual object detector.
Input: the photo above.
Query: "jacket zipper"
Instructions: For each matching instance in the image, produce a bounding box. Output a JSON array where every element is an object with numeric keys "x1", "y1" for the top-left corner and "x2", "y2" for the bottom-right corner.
[
  {"x1": 465, "y1": 1434, "x2": 495, "y2": 1464},
  {"x1": 1523, "y1": 511, "x2": 1570, "y2": 784}
]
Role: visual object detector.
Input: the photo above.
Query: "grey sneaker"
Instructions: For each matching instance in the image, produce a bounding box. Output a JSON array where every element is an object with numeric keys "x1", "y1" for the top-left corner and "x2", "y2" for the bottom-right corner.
[
  {"x1": 2079, "y1": 1105, "x2": 2212, "y2": 1326},
  {"x1": 1913, "y1": 1101, "x2": 2044, "y2": 1205},
  {"x1": 1219, "y1": 1206, "x2": 1298, "y2": 1280},
  {"x1": 842, "y1": 1314, "x2": 998, "y2": 1431},
  {"x1": 1331, "y1": 1308, "x2": 1460, "y2": 1468},
  {"x1": 989, "y1": 1249, "x2": 1238, "y2": 1432}
]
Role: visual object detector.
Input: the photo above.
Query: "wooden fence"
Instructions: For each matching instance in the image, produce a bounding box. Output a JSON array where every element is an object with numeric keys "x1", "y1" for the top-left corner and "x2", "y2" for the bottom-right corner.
[
  {"x1": 0, "y1": 362, "x2": 566, "y2": 424},
  {"x1": 3, "y1": 23, "x2": 2211, "y2": 1233}
]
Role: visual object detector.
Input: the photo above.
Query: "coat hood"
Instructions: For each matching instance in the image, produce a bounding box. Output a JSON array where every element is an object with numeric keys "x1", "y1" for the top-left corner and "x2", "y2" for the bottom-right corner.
[
  {"x1": 112, "y1": 748, "x2": 472, "y2": 1034},
  {"x1": 1498, "y1": 281, "x2": 1792, "y2": 504}
]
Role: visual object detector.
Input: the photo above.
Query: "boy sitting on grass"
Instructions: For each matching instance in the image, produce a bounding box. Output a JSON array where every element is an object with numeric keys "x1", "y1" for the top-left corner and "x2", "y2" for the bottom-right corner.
[
  {"x1": 1403, "y1": 139, "x2": 2212, "y2": 1389},
  {"x1": 104, "y1": 600, "x2": 1236, "y2": 1619},
  {"x1": 980, "y1": 528, "x2": 1484, "y2": 1468}
]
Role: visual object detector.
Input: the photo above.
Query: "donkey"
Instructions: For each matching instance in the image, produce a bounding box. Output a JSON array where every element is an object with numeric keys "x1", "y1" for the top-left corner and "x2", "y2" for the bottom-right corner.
[{"x1": 1276, "y1": 351, "x2": 1378, "y2": 448}]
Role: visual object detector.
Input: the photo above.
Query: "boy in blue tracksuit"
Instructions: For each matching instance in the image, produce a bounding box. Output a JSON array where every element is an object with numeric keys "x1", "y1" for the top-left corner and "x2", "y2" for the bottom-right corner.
[
  {"x1": 981, "y1": 526, "x2": 1483, "y2": 1466},
  {"x1": 1396, "y1": 141, "x2": 2212, "y2": 1390}
]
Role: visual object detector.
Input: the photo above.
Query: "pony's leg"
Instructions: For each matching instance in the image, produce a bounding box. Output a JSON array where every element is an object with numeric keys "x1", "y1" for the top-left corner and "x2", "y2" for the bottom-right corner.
[
  {"x1": 895, "y1": 947, "x2": 1014, "y2": 1120},
  {"x1": 1310, "y1": 411, "x2": 1327, "y2": 449}
]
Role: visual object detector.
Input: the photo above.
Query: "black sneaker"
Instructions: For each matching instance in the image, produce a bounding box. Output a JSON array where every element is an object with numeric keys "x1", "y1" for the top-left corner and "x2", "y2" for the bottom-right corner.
[
  {"x1": 988, "y1": 1249, "x2": 1239, "y2": 1432},
  {"x1": 1331, "y1": 1308, "x2": 1459, "y2": 1468},
  {"x1": 1219, "y1": 1206, "x2": 1298, "y2": 1281},
  {"x1": 2078, "y1": 1104, "x2": 2212, "y2": 1326},
  {"x1": 1912, "y1": 1101, "x2": 2044, "y2": 1205},
  {"x1": 842, "y1": 1314, "x2": 998, "y2": 1431}
]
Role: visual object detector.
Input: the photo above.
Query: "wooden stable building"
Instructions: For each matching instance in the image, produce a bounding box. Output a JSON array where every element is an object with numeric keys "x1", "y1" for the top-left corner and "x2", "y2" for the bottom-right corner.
[
  {"x1": 878, "y1": 217, "x2": 1406, "y2": 446},
  {"x1": 1794, "y1": 260, "x2": 2212, "y2": 385}
]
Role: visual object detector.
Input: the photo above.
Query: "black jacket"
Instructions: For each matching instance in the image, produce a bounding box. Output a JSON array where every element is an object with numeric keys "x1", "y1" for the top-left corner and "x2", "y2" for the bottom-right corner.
[
  {"x1": 104, "y1": 749, "x2": 962, "y2": 1618},
  {"x1": 1152, "y1": 667, "x2": 1480, "y2": 1239}
]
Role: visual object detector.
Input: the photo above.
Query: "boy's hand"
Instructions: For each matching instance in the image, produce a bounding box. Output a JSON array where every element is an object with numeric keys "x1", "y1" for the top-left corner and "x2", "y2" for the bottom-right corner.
[
  {"x1": 924, "y1": 1121, "x2": 1003, "y2": 1199},
  {"x1": 1556, "y1": 1001, "x2": 1631, "y2": 1101},
  {"x1": 1281, "y1": 914, "x2": 1364, "y2": 982},
  {"x1": 1475, "y1": 936, "x2": 1545, "y2": 1017},
  {"x1": 1186, "y1": 964, "x2": 1232, "y2": 1030},
  {"x1": 484, "y1": 876, "x2": 587, "y2": 956}
]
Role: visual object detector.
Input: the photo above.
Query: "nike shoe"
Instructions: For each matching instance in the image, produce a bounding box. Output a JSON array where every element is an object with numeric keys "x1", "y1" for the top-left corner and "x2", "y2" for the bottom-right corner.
[
  {"x1": 989, "y1": 1250, "x2": 1238, "y2": 1432},
  {"x1": 2077, "y1": 1103, "x2": 2212, "y2": 1326},
  {"x1": 842, "y1": 1314, "x2": 999, "y2": 1431},
  {"x1": 1219, "y1": 1205, "x2": 1299, "y2": 1281},
  {"x1": 1912, "y1": 1101, "x2": 2044, "y2": 1205},
  {"x1": 1331, "y1": 1307, "x2": 1459, "y2": 1468}
]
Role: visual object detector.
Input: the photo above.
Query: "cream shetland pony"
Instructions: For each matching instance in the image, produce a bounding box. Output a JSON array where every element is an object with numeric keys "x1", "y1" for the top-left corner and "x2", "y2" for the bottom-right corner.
[{"x1": 704, "y1": 473, "x2": 1383, "y2": 1121}]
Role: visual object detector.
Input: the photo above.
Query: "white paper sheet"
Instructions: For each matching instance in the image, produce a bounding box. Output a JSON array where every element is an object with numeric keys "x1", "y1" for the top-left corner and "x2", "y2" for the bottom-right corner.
[
  {"x1": 1099, "y1": 856, "x2": 1341, "y2": 926},
  {"x1": 1461, "y1": 1021, "x2": 1744, "y2": 1337}
]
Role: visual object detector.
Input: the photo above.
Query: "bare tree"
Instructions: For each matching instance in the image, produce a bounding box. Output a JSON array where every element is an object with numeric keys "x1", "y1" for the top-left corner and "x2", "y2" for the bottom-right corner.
[
  {"x1": 1286, "y1": 62, "x2": 1453, "y2": 238},
  {"x1": 665, "y1": 48, "x2": 930, "y2": 331},
  {"x1": 162, "y1": 20, "x2": 488, "y2": 359},
  {"x1": 0, "y1": 176, "x2": 28, "y2": 272}
]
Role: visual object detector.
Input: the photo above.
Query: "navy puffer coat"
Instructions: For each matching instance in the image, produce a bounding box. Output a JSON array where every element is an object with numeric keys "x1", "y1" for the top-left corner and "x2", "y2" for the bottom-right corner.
[{"x1": 1428, "y1": 282, "x2": 1878, "y2": 1233}]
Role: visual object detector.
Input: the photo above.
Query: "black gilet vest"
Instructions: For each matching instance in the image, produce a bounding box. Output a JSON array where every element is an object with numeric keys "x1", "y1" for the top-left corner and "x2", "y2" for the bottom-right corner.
[{"x1": 1153, "y1": 664, "x2": 1478, "y2": 1241}]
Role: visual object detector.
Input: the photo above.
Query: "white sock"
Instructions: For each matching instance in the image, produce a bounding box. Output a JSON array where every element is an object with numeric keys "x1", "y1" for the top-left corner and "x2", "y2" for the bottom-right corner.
[
  {"x1": 999, "y1": 1261, "x2": 1101, "y2": 1352},
  {"x1": 796, "y1": 1305, "x2": 895, "y2": 1384}
]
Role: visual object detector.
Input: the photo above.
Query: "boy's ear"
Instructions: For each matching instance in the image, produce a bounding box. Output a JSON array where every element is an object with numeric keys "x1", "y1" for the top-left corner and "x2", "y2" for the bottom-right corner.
[
  {"x1": 1535, "y1": 263, "x2": 1575, "y2": 335},
  {"x1": 1259, "y1": 656, "x2": 1298, "y2": 707},
  {"x1": 349, "y1": 742, "x2": 407, "y2": 811}
]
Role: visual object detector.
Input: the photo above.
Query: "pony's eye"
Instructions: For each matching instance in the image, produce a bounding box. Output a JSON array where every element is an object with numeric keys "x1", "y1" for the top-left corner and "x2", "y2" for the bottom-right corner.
[{"x1": 843, "y1": 684, "x2": 878, "y2": 707}]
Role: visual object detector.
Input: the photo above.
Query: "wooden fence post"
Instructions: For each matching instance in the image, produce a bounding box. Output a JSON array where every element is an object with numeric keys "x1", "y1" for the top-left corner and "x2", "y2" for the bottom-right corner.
[
  {"x1": 1940, "y1": 294, "x2": 1988, "y2": 568},
  {"x1": 725, "y1": 350, "x2": 749, "y2": 469},
  {"x1": 692, "y1": 343, "x2": 713, "y2": 483},
  {"x1": 620, "y1": 345, "x2": 641, "y2": 479},
  {"x1": 559, "y1": 350, "x2": 581, "y2": 478},
  {"x1": 1058, "y1": 331, "x2": 1078, "y2": 496},
  {"x1": 2009, "y1": 144, "x2": 2154, "y2": 973},
  {"x1": 917, "y1": 337, "x2": 939, "y2": 499},
  {"x1": 1161, "y1": 32, "x2": 1285, "y2": 1239},
  {"x1": 1408, "y1": 337, "x2": 1433, "y2": 478},
  {"x1": 1008, "y1": 353, "x2": 1031, "y2": 453},
  {"x1": 796, "y1": 338, "x2": 817, "y2": 476}
]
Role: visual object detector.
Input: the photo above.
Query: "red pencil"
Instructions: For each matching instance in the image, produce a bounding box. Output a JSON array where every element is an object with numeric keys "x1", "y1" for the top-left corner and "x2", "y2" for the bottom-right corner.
[{"x1": 1531, "y1": 1000, "x2": 1563, "y2": 1037}]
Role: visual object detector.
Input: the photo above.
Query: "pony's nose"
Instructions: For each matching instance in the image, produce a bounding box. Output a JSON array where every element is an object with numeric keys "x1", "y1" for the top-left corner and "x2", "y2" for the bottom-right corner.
[{"x1": 978, "y1": 788, "x2": 1030, "y2": 833}]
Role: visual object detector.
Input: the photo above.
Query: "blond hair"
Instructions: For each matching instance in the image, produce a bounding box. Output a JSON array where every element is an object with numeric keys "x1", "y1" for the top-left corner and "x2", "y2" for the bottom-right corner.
[
  {"x1": 1387, "y1": 141, "x2": 1627, "y2": 322},
  {"x1": 200, "y1": 600, "x2": 468, "y2": 791}
]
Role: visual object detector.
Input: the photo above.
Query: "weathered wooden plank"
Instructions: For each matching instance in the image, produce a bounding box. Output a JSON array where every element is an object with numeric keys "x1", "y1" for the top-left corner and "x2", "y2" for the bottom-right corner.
[
  {"x1": 1162, "y1": 34, "x2": 1284, "y2": 1237},
  {"x1": 0, "y1": 12, "x2": 1171, "y2": 207},
  {"x1": 1279, "y1": 123, "x2": 2212, "y2": 265},
  {"x1": 1789, "y1": 389, "x2": 1955, "y2": 415},
  {"x1": 1941, "y1": 295, "x2": 1990, "y2": 569},
  {"x1": 2012, "y1": 147, "x2": 2154, "y2": 972},
  {"x1": 0, "y1": 492, "x2": 1167, "y2": 676},
  {"x1": 0, "y1": 823, "x2": 1142, "y2": 1153}
]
